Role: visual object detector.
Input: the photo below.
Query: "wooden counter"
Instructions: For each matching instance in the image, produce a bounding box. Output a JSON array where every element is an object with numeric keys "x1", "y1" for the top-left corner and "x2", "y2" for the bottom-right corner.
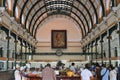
[
  {"x1": 24, "y1": 75, "x2": 81, "y2": 80},
  {"x1": 57, "y1": 76, "x2": 81, "y2": 80}
]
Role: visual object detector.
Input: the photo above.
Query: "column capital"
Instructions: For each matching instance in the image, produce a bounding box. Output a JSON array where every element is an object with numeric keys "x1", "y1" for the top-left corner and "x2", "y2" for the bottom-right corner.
[
  {"x1": 95, "y1": 43, "x2": 98, "y2": 46},
  {"x1": 6, "y1": 36, "x2": 11, "y2": 40},
  {"x1": 107, "y1": 36, "x2": 112, "y2": 39},
  {"x1": 25, "y1": 46, "x2": 27, "y2": 48},
  {"x1": 14, "y1": 40, "x2": 18, "y2": 43},
  {"x1": 100, "y1": 40, "x2": 104, "y2": 43},
  {"x1": 28, "y1": 47, "x2": 31, "y2": 49},
  {"x1": 90, "y1": 44, "x2": 93, "y2": 47},
  {"x1": 87, "y1": 47, "x2": 89, "y2": 49},
  {"x1": 116, "y1": 30, "x2": 120, "y2": 34}
]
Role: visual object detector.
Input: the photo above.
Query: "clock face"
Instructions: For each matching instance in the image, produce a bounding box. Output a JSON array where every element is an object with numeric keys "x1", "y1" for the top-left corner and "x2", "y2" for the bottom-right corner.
[{"x1": 56, "y1": 49, "x2": 63, "y2": 56}]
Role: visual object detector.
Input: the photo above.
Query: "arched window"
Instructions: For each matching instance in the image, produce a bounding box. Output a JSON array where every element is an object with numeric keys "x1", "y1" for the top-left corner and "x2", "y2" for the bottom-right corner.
[
  {"x1": 89, "y1": 21, "x2": 92, "y2": 29},
  {"x1": 106, "y1": 0, "x2": 111, "y2": 15},
  {"x1": 94, "y1": 14, "x2": 96, "y2": 24},
  {"x1": 6, "y1": 0, "x2": 12, "y2": 14},
  {"x1": 86, "y1": 25, "x2": 88, "y2": 33},
  {"x1": 106, "y1": 0, "x2": 111, "y2": 10},
  {"x1": 15, "y1": 6, "x2": 19, "y2": 19},
  {"x1": 26, "y1": 21, "x2": 29, "y2": 30},
  {"x1": 99, "y1": 6, "x2": 102, "y2": 18},
  {"x1": 22, "y1": 14, "x2": 25, "y2": 25},
  {"x1": 99, "y1": 6, "x2": 102, "y2": 22}
]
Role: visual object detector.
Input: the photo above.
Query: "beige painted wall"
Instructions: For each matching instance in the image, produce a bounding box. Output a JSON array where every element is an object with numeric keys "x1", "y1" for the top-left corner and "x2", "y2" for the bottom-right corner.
[
  {"x1": 33, "y1": 55, "x2": 85, "y2": 61},
  {"x1": 34, "y1": 16, "x2": 83, "y2": 60},
  {"x1": 36, "y1": 17, "x2": 82, "y2": 42}
]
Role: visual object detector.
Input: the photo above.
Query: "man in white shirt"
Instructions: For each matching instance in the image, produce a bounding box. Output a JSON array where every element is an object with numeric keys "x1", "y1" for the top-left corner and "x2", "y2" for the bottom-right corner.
[
  {"x1": 70, "y1": 63, "x2": 76, "y2": 73},
  {"x1": 81, "y1": 63, "x2": 93, "y2": 80},
  {"x1": 14, "y1": 65, "x2": 21, "y2": 80},
  {"x1": 26, "y1": 62, "x2": 31, "y2": 69}
]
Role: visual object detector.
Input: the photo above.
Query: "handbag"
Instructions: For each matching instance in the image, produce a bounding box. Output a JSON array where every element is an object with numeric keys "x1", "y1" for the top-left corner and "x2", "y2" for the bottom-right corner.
[{"x1": 101, "y1": 68, "x2": 107, "y2": 78}]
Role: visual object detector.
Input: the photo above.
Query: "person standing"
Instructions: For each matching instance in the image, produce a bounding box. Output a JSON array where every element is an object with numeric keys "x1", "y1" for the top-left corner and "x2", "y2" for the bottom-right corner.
[
  {"x1": 42, "y1": 63, "x2": 56, "y2": 80},
  {"x1": 14, "y1": 65, "x2": 21, "y2": 80},
  {"x1": 81, "y1": 63, "x2": 93, "y2": 80},
  {"x1": 70, "y1": 63, "x2": 76, "y2": 73},
  {"x1": 100, "y1": 64, "x2": 109, "y2": 80},
  {"x1": 95, "y1": 63, "x2": 102, "y2": 80},
  {"x1": 118, "y1": 64, "x2": 120, "y2": 80},
  {"x1": 109, "y1": 65, "x2": 117, "y2": 80}
]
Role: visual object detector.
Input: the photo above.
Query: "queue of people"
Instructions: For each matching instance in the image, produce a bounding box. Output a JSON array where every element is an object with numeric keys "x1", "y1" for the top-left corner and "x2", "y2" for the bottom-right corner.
[
  {"x1": 80, "y1": 63, "x2": 118, "y2": 80},
  {"x1": 14, "y1": 62, "x2": 120, "y2": 80}
]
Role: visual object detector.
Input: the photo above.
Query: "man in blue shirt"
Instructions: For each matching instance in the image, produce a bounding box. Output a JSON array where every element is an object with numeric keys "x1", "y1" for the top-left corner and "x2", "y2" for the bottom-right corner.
[
  {"x1": 118, "y1": 64, "x2": 120, "y2": 80},
  {"x1": 101, "y1": 64, "x2": 109, "y2": 80}
]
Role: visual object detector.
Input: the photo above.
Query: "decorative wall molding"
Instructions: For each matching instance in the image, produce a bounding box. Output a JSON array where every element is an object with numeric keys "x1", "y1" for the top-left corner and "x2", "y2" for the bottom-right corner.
[
  {"x1": 0, "y1": 10, "x2": 35, "y2": 47},
  {"x1": 33, "y1": 52, "x2": 96, "y2": 55},
  {"x1": 82, "y1": 5, "x2": 120, "y2": 46}
]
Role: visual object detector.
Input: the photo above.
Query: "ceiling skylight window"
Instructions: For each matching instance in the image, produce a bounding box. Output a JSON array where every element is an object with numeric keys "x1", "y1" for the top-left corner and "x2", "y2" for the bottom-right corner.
[
  {"x1": 7, "y1": 0, "x2": 12, "y2": 11},
  {"x1": 106, "y1": 0, "x2": 110, "y2": 10},
  {"x1": 99, "y1": 6, "x2": 102, "y2": 18},
  {"x1": 26, "y1": 21, "x2": 29, "y2": 29},
  {"x1": 45, "y1": 0, "x2": 73, "y2": 14},
  {"x1": 89, "y1": 22, "x2": 92, "y2": 29},
  {"x1": 22, "y1": 14, "x2": 25, "y2": 25},
  {"x1": 94, "y1": 14, "x2": 96, "y2": 24}
]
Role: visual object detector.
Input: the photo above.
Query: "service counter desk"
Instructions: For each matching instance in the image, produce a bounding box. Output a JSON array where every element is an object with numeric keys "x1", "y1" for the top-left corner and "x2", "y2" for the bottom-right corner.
[
  {"x1": 57, "y1": 76, "x2": 81, "y2": 80},
  {"x1": 0, "y1": 70, "x2": 14, "y2": 80},
  {"x1": 23, "y1": 75, "x2": 81, "y2": 80}
]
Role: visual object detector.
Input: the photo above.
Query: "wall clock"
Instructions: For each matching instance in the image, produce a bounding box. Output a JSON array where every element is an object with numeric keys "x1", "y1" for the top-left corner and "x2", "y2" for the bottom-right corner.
[{"x1": 56, "y1": 49, "x2": 63, "y2": 56}]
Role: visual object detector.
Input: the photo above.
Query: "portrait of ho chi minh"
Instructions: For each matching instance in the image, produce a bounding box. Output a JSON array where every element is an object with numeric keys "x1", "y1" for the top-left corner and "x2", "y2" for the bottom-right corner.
[
  {"x1": 52, "y1": 30, "x2": 67, "y2": 48},
  {"x1": 54, "y1": 33, "x2": 65, "y2": 47}
]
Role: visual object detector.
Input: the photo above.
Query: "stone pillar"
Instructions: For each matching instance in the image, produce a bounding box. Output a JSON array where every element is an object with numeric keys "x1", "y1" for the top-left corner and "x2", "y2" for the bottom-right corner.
[
  {"x1": 31, "y1": 47, "x2": 35, "y2": 60},
  {"x1": 31, "y1": 46, "x2": 33, "y2": 60},
  {"x1": 14, "y1": 35, "x2": 18, "y2": 69},
  {"x1": 107, "y1": 30, "x2": 112, "y2": 64},
  {"x1": 117, "y1": 22, "x2": 120, "y2": 65},
  {"x1": 84, "y1": 46, "x2": 87, "y2": 60},
  {"x1": 6, "y1": 30, "x2": 11, "y2": 70},
  {"x1": 88, "y1": 44, "x2": 89, "y2": 53},
  {"x1": 82, "y1": 46, "x2": 86, "y2": 60},
  {"x1": 28, "y1": 45, "x2": 31, "y2": 60},
  {"x1": 100, "y1": 36, "x2": 104, "y2": 64},
  {"x1": 90, "y1": 42, "x2": 93, "y2": 64},
  {"x1": 87, "y1": 44, "x2": 90, "y2": 62},
  {"x1": 20, "y1": 43, "x2": 23, "y2": 60},
  {"x1": 25, "y1": 43, "x2": 27, "y2": 60},
  {"x1": 0, "y1": 47, "x2": 3, "y2": 57},
  {"x1": 95, "y1": 40, "x2": 98, "y2": 62}
]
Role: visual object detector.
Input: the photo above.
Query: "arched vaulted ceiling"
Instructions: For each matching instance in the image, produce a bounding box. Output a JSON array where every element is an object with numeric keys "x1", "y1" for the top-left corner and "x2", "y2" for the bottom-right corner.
[{"x1": 11, "y1": 0, "x2": 105, "y2": 39}]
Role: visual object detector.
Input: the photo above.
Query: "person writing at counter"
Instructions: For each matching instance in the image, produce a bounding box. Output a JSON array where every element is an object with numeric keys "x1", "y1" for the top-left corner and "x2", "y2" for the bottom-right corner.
[
  {"x1": 70, "y1": 63, "x2": 76, "y2": 73},
  {"x1": 14, "y1": 65, "x2": 21, "y2": 80},
  {"x1": 41, "y1": 63, "x2": 56, "y2": 80}
]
